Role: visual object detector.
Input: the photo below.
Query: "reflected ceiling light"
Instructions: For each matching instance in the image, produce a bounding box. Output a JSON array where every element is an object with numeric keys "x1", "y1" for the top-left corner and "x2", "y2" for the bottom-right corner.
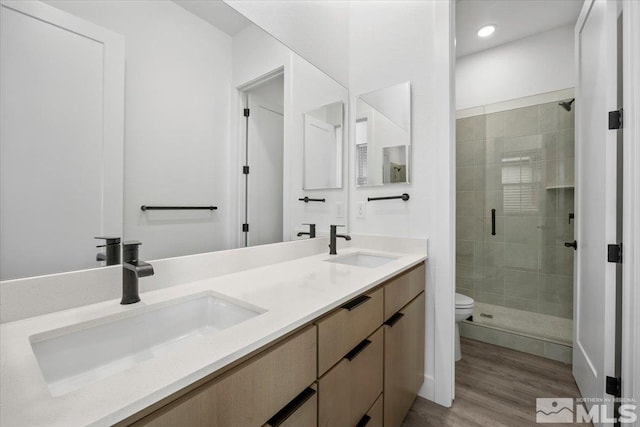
[{"x1": 477, "y1": 25, "x2": 496, "y2": 38}]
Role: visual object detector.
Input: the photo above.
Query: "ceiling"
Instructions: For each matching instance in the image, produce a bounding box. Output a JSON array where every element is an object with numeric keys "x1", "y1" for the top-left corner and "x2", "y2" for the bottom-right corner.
[
  {"x1": 174, "y1": 0, "x2": 252, "y2": 36},
  {"x1": 456, "y1": 0, "x2": 583, "y2": 58}
]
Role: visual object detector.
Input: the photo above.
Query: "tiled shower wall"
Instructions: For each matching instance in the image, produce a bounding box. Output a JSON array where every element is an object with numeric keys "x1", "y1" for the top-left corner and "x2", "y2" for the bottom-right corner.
[{"x1": 455, "y1": 100, "x2": 575, "y2": 320}]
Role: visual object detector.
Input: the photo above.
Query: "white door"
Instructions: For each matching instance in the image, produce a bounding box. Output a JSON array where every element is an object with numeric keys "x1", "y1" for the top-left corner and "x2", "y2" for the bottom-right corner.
[
  {"x1": 0, "y1": 1, "x2": 124, "y2": 279},
  {"x1": 574, "y1": 0, "x2": 620, "y2": 423},
  {"x1": 245, "y1": 80, "x2": 284, "y2": 247}
]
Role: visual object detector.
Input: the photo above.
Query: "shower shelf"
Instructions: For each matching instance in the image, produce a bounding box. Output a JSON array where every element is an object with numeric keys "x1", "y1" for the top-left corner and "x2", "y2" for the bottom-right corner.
[{"x1": 545, "y1": 185, "x2": 574, "y2": 190}]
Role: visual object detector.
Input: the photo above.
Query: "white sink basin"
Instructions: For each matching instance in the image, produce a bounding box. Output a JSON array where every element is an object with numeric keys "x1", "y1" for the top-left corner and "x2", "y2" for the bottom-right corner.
[
  {"x1": 30, "y1": 292, "x2": 264, "y2": 396},
  {"x1": 326, "y1": 252, "x2": 398, "y2": 268}
]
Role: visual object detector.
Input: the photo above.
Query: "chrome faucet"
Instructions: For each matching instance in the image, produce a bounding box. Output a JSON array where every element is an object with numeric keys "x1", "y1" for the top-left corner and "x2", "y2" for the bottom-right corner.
[
  {"x1": 95, "y1": 236, "x2": 121, "y2": 266},
  {"x1": 329, "y1": 225, "x2": 351, "y2": 255},
  {"x1": 297, "y1": 223, "x2": 316, "y2": 238},
  {"x1": 121, "y1": 241, "x2": 154, "y2": 305}
]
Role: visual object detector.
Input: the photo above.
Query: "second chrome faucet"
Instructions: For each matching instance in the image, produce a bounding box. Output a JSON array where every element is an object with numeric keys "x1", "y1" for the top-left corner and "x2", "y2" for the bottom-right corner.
[{"x1": 329, "y1": 225, "x2": 350, "y2": 255}]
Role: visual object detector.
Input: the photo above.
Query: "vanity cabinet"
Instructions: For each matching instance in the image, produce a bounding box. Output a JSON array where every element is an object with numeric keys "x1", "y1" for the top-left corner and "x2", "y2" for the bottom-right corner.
[
  {"x1": 123, "y1": 262, "x2": 425, "y2": 427},
  {"x1": 133, "y1": 325, "x2": 317, "y2": 427}
]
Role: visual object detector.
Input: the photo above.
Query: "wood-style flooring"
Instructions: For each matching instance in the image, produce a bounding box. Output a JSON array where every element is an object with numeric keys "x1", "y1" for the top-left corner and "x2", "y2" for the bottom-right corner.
[{"x1": 402, "y1": 337, "x2": 590, "y2": 427}]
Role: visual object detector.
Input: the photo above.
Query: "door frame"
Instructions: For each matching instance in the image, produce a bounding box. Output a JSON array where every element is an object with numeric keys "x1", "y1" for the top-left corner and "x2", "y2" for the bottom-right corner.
[{"x1": 620, "y1": 0, "x2": 640, "y2": 412}]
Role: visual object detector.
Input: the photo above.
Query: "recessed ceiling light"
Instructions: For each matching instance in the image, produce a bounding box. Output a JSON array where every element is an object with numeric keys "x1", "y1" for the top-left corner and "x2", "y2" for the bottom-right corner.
[{"x1": 477, "y1": 25, "x2": 496, "y2": 38}]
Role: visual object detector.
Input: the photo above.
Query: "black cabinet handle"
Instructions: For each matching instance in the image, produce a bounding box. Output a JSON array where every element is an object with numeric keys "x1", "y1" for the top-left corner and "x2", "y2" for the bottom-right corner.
[
  {"x1": 564, "y1": 240, "x2": 577, "y2": 250},
  {"x1": 344, "y1": 339, "x2": 371, "y2": 361},
  {"x1": 265, "y1": 387, "x2": 316, "y2": 427},
  {"x1": 341, "y1": 294, "x2": 371, "y2": 311},
  {"x1": 384, "y1": 312, "x2": 405, "y2": 327},
  {"x1": 491, "y1": 208, "x2": 496, "y2": 236},
  {"x1": 356, "y1": 414, "x2": 372, "y2": 427}
]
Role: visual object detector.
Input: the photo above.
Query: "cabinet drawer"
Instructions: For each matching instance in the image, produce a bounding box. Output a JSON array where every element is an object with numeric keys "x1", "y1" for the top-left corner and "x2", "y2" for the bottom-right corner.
[
  {"x1": 318, "y1": 327, "x2": 383, "y2": 427},
  {"x1": 264, "y1": 384, "x2": 317, "y2": 427},
  {"x1": 316, "y1": 287, "x2": 383, "y2": 375},
  {"x1": 384, "y1": 293, "x2": 426, "y2": 427},
  {"x1": 355, "y1": 393, "x2": 383, "y2": 427},
  {"x1": 384, "y1": 262, "x2": 425, "y2": 320},
  {"x1": 136, "y1": 326, "x2": 317, "y2": 427}
]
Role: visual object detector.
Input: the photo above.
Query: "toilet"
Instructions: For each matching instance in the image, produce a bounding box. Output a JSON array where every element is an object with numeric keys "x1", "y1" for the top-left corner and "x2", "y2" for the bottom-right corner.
[{"x1": 455, "y1": 293, "x2": 474, "y2": 361}]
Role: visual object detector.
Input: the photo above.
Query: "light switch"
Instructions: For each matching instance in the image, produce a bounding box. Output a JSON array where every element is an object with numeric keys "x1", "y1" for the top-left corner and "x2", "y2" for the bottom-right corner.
[{"x1": 357, "y1": 202, "x2": 366, "y2": 219}]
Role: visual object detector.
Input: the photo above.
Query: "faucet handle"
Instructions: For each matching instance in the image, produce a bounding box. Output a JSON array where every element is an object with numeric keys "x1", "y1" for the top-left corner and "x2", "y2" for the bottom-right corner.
[
  {"x1": 330, "y1": 224, "x2": 346, "y2": 228},
  {"x1": 95, "y1": 236, "x2": 121, "y2": 248},
  {"x1": 123, "y1": 240, "x2": 142, "y2": 247}
]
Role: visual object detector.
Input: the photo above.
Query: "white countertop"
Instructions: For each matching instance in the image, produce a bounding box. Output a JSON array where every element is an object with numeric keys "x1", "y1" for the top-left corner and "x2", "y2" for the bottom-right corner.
[{"x1": 0, "y1": 246, "x2": 426, "y2": 426}]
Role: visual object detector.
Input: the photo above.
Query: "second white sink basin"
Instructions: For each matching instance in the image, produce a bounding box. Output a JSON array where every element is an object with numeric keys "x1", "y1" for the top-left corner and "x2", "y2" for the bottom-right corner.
[
  {"x1": 30, "y1": 292, "x2": 265, "y2": 396},
  {"x1": 327, "y1": 252, "x2": 398, "y2": 268}
]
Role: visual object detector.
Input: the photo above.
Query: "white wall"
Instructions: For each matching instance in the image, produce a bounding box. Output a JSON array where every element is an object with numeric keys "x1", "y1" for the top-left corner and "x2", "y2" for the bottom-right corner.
[
  {"x1": 456, "y1": 25, "x2": 575, "y2": 110},
  {"x1": 231, "y1": 25, "x2": 349, "y2": 244},
  {"x1": 225, "y1": 0, "x2": 349, "y2": 88},
  {"x1": 348, "y1": 0, "x2": 455, "y2": 406},
  {"x1": 45, "y1": 0, "x2": 233, "y2": 260}
]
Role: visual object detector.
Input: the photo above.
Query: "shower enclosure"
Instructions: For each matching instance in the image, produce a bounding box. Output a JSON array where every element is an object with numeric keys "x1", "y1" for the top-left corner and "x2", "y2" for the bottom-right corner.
[{"x1": 455, "y1": 90, "x2": 575, "y2": 363}]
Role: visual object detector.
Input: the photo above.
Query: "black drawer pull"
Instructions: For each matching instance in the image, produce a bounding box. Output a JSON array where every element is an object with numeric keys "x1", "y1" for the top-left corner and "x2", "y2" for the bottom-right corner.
[
  {"x1": 344, "y1": 339, "x2": 371, "y2": 361},
  {"x1": 265, "y1": 387, "x2": 316, "y2": 427},
  {"x1": 384, "y1": 312, "x2": 405, "y2": 327},
  {"x1": 341, "y1": 294, "x2": 371, "y2": 311},
  {"x1": 356, "y1": 414, "x2": 372, "y2": 427}
]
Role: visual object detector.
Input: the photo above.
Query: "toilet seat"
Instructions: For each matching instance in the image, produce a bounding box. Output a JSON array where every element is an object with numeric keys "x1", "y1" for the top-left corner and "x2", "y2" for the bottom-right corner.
[{"x1": 455, "y1": 293, "x2": 474, "y2": 309}]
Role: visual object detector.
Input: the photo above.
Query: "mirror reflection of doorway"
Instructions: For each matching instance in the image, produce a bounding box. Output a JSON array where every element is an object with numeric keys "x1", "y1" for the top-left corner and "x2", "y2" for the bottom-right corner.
[{"x1": 242, "y1": 73, "x2": 284, "y2": 247}]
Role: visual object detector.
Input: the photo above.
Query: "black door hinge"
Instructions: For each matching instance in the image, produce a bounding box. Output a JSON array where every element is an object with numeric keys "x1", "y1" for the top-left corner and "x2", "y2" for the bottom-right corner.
[
  {"x1": 242, "y1": 223, "x2": 249, "y2": 232},
  {"x1": 243, "y1": 166, "x2": 250, "y2": 175},
  {"x1": 609, "y1": 109, "x2": 623, "y2": 130},
  {"x1": 243, "y1": 108, "x2": 250, "y2": 117},
  {"x1": 606, "y1": 376, "x2": 621, "y2": 397},
  {"x1": 608, "y1": 243, "x2": 622, "y2": 263}
]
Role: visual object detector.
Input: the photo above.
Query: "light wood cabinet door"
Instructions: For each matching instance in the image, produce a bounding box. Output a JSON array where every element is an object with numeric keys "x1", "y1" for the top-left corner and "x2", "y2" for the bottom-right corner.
[
  {"x1": 134, "y1": 326, "x2": 317, "y2": 427},
  {"x1": 384, "y1": 263, "x2": 425, "y2": 320},
  {"x1": 316, "y1": 287, "x2": 383, "y2": 376},
  {"x1": 318, "y1": 327, "x2": 383, "y2": 427},
  {"x1": 383, "y1": 292, "x2": 425, "y2": 427},
  {"x1": 263, "y1": 384, "x2": 317, "y2": 427}
]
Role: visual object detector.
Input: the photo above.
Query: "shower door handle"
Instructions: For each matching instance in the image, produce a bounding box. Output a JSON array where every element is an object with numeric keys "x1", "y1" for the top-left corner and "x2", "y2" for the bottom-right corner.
[{"x1": 491, "y1": 209, "x2": 496, "y2": 236}]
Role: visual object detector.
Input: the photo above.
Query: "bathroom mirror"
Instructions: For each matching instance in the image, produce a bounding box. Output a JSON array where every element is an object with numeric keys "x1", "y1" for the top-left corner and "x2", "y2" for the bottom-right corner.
[
  {"x1": 0, "y1": 0, "x2": 349, "y2": 281},
  {"x1": 355, "y1": 81, "x2": 411, "y2": 186},
  {"x1": 303, "y1": 101, "x2": 344, "y2": 190}
]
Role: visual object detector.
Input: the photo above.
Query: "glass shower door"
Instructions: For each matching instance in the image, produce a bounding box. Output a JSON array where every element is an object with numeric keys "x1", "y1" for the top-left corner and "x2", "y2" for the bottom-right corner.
[{"x1": 456, "y1": 93, "x2": 575, "y2": 353}]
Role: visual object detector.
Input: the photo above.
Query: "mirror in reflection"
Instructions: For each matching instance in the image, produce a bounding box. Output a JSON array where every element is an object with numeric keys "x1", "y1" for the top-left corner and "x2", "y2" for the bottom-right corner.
[
  {"x1": 355, "y1": 81, "x2": 411, "y2": 187},
  {"x1": 303, "y1": 101, "x2": 344, "y2": 190}
]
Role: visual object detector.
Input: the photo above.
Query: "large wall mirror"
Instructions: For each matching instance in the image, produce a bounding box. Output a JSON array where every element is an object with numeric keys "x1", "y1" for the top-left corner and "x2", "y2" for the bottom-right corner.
[
  {"x1": 303, "y1": 101, "x2": 344, "y2": 190},
  {"x1": 0, "y1": 0, "x2": 348, "y2": 280},
  {"x1": 355, "y1": 81, "x2": 411, "y2": 187}
]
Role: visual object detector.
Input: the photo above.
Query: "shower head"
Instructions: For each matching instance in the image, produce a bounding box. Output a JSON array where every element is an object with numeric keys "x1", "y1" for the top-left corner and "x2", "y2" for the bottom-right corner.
[{"x1": 559, "y1": 98, "x2": 575, "y2": 112}]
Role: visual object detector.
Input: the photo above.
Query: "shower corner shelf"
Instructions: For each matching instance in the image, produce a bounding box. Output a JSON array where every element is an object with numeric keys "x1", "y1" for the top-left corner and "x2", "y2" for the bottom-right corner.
[{"x1": 545, "y1": 184, "x2": 574, "y2": 190}]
